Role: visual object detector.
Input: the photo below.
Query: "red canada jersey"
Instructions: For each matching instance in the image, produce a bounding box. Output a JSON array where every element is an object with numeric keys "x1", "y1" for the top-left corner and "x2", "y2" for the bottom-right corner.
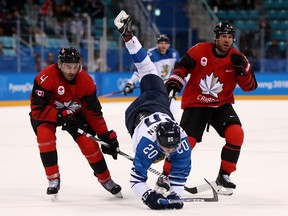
[
  {"x1": 30, "y1": 64, "x2": 108, "y2": 135},
  {"x1": 174, "y1": 42, "x2": 257, "y2": 108}
]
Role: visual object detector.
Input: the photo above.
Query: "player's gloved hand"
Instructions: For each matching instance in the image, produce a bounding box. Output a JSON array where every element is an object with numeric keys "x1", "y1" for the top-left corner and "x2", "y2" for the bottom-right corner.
[
  {"x1": 98, "y1": 130, "x2": 119, "y2": 160},
  {"x1": 165, "y1": 73, "x2": 185, "y2": 98},
  {"x1": 166, "y1": 192, "x2": 184, "y2": 209},
  {"x1": 230, "y1": 53, "x2": 251, "y2": 76},
  {"x1": 114, "y1": 10, "x2": 133, "y2": 41},
  {"x1": 142, "y1": 189, "x2": 168, "y2": 210},
  {"x1": 58, "y1": 109, "x2": 79, "y2": 138},
  {"x1": 123, "y1": 80, "x2": 135, "y2": 95}
]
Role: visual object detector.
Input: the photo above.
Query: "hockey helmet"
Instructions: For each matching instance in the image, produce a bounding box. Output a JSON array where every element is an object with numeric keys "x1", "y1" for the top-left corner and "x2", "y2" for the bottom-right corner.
[
  {"x1": 57, "y1": 47, "x2": 81, "y2": 64},
  {"x1": 157, "y1": 34, "x2": 170, "y2": 44},
  {"x1": 214, "y1": 22, "x2": 235, "y2": 39},
  {"x1": 156, "y1": 120, "x2": 180, "y2": 151}
]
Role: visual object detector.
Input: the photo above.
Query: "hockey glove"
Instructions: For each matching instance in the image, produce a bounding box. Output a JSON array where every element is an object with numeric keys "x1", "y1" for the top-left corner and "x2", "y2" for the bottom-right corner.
[
  {"x1": 166, "y1": 192, "x2": 184, "y2": 209},
  {"x1": 165, "y1": 73, "x2": 185, "y2": 98},
  {"x1": 58, "y1": 109, "x2": 79, "y2": 139},
  {"x1": 123, "y1": 80, "x2": 135, "y2": 95},
  {"x1": 142, "y1": 189, "x2": 167, "y2": 210},
  {"x1": 114, "y1": 10, "x2": 133, "y2": 41},
  {"x1": 98, "y1": 130, "x2": 119, "y2": 160},
  {"x1": 230, "y1": 53, "x2": 251, "y2": 76}
]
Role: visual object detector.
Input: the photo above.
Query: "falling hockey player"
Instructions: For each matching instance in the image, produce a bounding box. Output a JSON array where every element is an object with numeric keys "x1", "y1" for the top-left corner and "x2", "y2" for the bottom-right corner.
[
  {"x1": 122, "y1": 33, "x2": 180, "y2": 116},
  {"x1": 114, "y1": 10, "x2": 192, "y2": 210}
]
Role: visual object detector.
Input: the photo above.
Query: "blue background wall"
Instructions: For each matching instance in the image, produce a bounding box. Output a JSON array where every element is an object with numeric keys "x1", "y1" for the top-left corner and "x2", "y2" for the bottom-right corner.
[{"x1": 0, "y1": 72, "x2": 287, "y2": 102}]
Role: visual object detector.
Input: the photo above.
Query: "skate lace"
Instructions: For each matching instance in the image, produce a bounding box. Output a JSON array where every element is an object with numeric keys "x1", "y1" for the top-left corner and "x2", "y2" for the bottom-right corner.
[
  {"x1": 103, "y1": 179, "x2": 116, "y2": 190},
  {"x1": 48, "y1": 179, "x2": 59, "y2": 188}
]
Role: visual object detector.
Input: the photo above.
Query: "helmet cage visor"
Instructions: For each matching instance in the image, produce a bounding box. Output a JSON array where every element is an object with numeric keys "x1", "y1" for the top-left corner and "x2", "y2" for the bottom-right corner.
[{"x1": 156, "y1": 121, "x2": 181, "y2": 155}]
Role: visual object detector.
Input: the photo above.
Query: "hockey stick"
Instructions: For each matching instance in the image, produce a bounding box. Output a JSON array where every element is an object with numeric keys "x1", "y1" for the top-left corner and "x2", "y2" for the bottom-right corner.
[
  {"x1": 98, "y1": 90, "x2": 124, "y2": 98},
  {"x1": 184, "y1": 181, "x2": 217, "y2": 194},
  {"x1": 98, "y1": 86, "x2": 140, "y2": 98},
  {"x1": 77, "y1": 129, "x2": 163, "y2": 176},
  {"x1": 77, "y1": 129, "x2": 218, "y2": 200},
  {"x1": 185, "y1": 180, "x2": 233, "y2": 196},
  {"x1": 77, "y1": 128, "x2": 136, "y2": 162},
  {"x1": 158, "y1": 179, "x2": 218, "y2": 204},
  {"x1": 168, "y1": 89, "x2": 175, "y2": 104}
]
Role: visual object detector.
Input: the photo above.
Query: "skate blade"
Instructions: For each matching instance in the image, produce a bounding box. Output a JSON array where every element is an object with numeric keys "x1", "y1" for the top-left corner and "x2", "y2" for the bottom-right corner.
[
  {"x1": 114, "y1": 191, "x2": 123, "y2": 198},
  {"x1": 215, "y1": 185, "x2": 234, "y2": 196},
  {"x1": 49, "y1": 193, "x2": 59, "y2": 202}
]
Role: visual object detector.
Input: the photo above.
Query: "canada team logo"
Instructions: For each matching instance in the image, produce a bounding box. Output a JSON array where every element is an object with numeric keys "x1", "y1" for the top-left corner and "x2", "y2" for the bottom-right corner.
[
  {"x1": 199, "y1": 72, "x2": 223, "y2": 98},
  {"x1": 200, "y1": 57, "x2": 208, "y2": 66},
  {"x1": 54, "y1": 100, "x2": 81, "y2": 111},
  {"x1": 58, "y1": 86, "x2": 65, "y2": 95},
  {"x1": 35, "y1": 89, "x2": 44, "y2": 97}
]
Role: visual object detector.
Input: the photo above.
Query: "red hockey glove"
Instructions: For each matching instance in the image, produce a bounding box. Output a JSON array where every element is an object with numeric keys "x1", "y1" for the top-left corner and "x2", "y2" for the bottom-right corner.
[
  {"x1": 58, "y1": 109, "x2": 79, "y2": 139},
  {"x1": 230, "y1": 53, "x2": 251, "y2": 76},
  {"x1": 98, "y1": 130, "x2": 119, "y2": 160},
  {"x1": 165, "y1": 73, "x2": 185, "y2": 97}
]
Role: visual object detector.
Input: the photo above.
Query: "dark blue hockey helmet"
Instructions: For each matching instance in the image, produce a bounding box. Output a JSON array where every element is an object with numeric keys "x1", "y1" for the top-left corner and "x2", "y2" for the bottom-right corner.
[
  {"x1": 157, "y1": 34, "x2": 170, "y2": 44},
  {"x1": 156, "y1": 120, "x2": 181, "y2": 151}
]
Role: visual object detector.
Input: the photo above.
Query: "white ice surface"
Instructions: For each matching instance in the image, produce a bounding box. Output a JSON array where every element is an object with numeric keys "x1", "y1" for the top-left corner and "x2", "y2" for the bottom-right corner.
[{"x1": 0, "y1": 100, "x2": 288, "y2": 215}]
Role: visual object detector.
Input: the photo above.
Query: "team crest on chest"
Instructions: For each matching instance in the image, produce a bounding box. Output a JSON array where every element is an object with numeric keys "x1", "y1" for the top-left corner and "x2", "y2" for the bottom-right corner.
[
  {"x1": 58, "y1": 86, "x2": 65, "y2": 95},
  {"x1": 54, "y1": 100, "x2": 81, "y2": 111},
  {"x1": 161, "y1": 64, "x2": 169, "y2": 78},
  {"x1": 200, "y1": 57, "x2": 208, "y2": 66},
  {"x1": 199, "y1": 72, "x2": 223, "y2": 98}
]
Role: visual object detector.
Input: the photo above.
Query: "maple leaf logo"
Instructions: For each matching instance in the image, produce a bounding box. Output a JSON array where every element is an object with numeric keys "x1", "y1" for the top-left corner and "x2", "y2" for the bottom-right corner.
[
  {"x1": 54, "y1": 100, "x2": 81, "y2": 112},
  {"x1": 199, "y1": 72, "x2": 223, "y2": 98}
]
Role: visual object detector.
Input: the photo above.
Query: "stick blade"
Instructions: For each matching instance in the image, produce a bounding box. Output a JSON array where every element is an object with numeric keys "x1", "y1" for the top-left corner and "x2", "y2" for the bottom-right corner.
[
  {"x1": 184, "y1": 185, "x2": 198, "y2": 194},
  {"x1": 204, "y1": 178, "x2": 219, "y2": 202},
  {"x1": 184, "y1": 178, "x2": 219, "y2": 202}
]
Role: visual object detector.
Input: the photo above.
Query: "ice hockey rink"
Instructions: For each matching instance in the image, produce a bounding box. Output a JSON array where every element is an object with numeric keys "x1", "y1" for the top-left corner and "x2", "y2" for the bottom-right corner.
[{"x1": 1, "y1": 99, "x2": 287, "y2": 216}]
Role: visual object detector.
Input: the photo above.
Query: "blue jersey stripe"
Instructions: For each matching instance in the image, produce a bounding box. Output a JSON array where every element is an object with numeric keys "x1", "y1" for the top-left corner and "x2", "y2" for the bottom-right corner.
[{"x1": 131, "y1": 47, "x2": 148, "y2": 63}]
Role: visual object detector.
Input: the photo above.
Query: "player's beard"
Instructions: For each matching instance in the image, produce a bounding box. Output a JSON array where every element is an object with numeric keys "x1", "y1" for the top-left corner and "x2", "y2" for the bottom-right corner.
[
  {"x1": 63, "y1": 72, "x2": 77, "y2": 81},
  {"x1": 215, "y1": 43, "x2": 230, "y2": 55}
]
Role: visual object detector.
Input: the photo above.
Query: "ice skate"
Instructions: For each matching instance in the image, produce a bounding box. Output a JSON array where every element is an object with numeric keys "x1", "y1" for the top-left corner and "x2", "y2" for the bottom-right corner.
[
  {"x1": 102, "y1": 179, "x2": 123, "y2": 198},
  {"x1": 114, "y1": 10, "x2": 133, "y2": 36},
  {"x1": 154, "y1": 175, "x2": 170, "y2": 196},
  {"x1": 47, "y1": 178, "x2": 60, "y2": 201},
  {"x1": 155, "y1": 175, "x2": 170, "y2": 191},
  {"x1": 215, "y1": 170, "x2": 235, "y2": 195}
]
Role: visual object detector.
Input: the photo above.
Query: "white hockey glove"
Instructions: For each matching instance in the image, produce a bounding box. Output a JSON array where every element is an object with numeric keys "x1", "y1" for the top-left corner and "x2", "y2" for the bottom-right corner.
[
  {"x1": 123, "y1": 79, "x2": 135, "y2": 95},
  {"x1": 114, "y1": 10, "x2": 133, "y2": 37}
]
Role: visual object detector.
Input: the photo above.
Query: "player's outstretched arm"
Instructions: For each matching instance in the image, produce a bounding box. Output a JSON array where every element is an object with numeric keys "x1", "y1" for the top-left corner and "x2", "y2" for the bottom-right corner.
[
  {"x1": 114, "y1": 10, "x2": 158, "y2": 80},
  {"x1": 114, "y1": 10, "x2": 133, "y2": 41}
]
